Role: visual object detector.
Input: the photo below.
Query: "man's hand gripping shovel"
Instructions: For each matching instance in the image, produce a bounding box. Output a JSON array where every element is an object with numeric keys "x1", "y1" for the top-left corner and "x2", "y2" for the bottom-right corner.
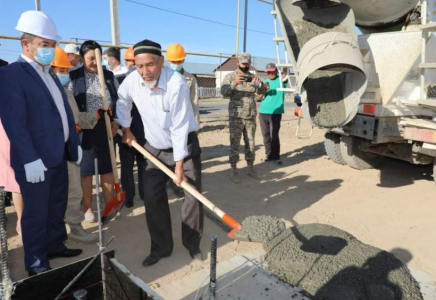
[{"x1": 117, "y1": 130, "x2": 247, "y2": 240}]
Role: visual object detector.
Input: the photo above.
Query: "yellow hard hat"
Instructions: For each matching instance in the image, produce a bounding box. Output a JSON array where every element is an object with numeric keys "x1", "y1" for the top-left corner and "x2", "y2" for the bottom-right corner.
[
  {"x1": 51, "y1": 46, "x2": 72, "y2": 69},
  {"x1": 166, "y1": 43, "x2": 186, "y2": 61}
]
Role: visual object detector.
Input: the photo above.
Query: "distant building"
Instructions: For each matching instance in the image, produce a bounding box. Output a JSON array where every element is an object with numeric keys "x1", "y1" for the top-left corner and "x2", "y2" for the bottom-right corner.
[{"x1": 164, "y1": 61, "x2": 216, "y2": 88}]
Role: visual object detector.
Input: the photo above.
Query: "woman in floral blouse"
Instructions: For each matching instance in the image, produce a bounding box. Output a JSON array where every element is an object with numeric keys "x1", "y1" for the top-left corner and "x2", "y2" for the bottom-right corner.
[{"x1": 68, "y1": 40, "x2": 120, "y2": 222}]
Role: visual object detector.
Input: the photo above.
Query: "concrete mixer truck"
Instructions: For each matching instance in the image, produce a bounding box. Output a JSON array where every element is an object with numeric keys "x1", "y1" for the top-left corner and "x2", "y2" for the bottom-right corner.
[{"x1": 271, "y1": 0, "x2": 436, "y2": 180}]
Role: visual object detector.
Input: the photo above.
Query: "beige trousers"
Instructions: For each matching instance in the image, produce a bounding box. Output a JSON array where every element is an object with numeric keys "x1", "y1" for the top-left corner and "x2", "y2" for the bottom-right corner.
[{"x1": 65, "y1": 161, "x2": 84, "y2": 225}]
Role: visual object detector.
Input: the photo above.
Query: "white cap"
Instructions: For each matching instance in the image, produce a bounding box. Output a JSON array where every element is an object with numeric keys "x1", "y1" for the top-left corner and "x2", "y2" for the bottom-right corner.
[
  {"x1": 15, "y1": 10, "x2": 61, "y2": 41},
  {"x1": 64, "y1": 44, "x2": 80, "y2": 55}
]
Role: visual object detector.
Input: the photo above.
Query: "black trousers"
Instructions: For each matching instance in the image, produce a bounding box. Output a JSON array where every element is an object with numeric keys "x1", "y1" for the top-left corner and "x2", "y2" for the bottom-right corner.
[
  {"x1": 259, "y1": 113, "x2": 282, "y2": 160},
  {"x1": 143, "y1": 133, "x2": 203, "y2": 256},
  {"x1": 120, "y1": 143, "x2": 145, "y2": 201}
]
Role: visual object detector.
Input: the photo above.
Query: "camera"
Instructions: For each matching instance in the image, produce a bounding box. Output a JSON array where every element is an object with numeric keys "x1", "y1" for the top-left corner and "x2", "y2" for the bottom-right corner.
[{"x1": 242, "y1": 76, "x2": 253, "y2": 83}]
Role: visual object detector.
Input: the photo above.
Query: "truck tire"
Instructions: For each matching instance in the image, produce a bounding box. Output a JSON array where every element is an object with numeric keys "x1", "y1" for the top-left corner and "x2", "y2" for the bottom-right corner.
[
  {"x1": 324, "y1": 132, "x2": 346, "y2": 165},
  {"x1": 340, "y1": 136, "x2": 384, "y2": 170}
]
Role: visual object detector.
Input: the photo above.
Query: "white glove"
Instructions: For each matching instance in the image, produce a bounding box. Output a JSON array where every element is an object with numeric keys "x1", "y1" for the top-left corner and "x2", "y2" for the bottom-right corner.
[
  {"x1": 76, "y1": 146, "x2": 82, "y2": 165},
  {"x1": 24, "y1": 159, "x2": 47, "y2": 183}
]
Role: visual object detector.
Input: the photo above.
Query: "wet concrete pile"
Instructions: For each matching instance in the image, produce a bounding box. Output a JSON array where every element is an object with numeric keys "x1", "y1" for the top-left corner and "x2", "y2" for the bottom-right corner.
[
  {"x1": 264, "y1": 224, "x2": 422, "y2": 300},
  {"x1": 304, "y1": 70, "x2": 347, "y2": 128},
  {"x1": 234, "y1": 215, "x2": 286, "y2": 243}
]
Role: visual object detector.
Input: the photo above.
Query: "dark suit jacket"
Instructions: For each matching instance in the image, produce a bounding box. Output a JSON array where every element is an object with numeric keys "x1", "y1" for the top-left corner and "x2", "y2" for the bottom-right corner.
[{"x1": 0, "y1": 56, "x2": 79, "y2": 171}]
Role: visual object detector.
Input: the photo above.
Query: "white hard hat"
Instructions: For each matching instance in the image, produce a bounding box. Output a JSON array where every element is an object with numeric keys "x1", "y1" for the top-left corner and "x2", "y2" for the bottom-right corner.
[
  {"x1": 15, "y1": 10, "x2": 61, "y2": 41},
  {"x1": 64, "y1": 44, "x2": 80, "y2": 55}
]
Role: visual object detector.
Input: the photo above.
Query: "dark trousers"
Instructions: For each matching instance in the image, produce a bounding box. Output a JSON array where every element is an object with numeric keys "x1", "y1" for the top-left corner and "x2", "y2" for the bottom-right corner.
[
  {"x1": 120, "y1": 143, "x2": 145, "y2": 201},
  {"x1": 259, "y1": 113, "x2": 282, "y2": 160},
  {"x1": 15, "y1": 157, "x2": 68, "y2": 271},
  {"x1": 143, "y1": 133, "x2": 203, "y2": 256}
]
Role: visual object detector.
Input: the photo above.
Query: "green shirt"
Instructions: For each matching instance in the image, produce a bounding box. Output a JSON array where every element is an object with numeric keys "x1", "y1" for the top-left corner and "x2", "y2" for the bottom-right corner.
[{"x1": 260, "y1": 77, "x2": 285, "y2": 114}]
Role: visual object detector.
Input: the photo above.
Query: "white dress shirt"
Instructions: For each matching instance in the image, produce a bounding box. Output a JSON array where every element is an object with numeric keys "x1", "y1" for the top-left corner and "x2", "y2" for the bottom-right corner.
[
  {"x1": 21, "y1": 54, "x2": 69, "y2": 141},
  {"x1": 117, "y1": 66, "x2": 199, "y2": 161},
  {"x1": 112, "y1": 64, "x2": 129, "y2": 76}
]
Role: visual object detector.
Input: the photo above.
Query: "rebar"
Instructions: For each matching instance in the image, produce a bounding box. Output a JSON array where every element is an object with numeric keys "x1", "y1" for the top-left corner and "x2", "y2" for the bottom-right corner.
[
  {"x1": 209, "y1": 235, "x2": 218, "y2": 300},
  {"x1": 0, "y1": 187, "x2": 13, "y2": 300},
  {"x1": 94, "y1": 159, "x2": 107, "y2": 300}
]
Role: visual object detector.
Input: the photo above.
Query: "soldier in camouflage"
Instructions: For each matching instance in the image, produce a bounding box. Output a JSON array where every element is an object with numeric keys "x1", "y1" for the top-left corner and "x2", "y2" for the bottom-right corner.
[{"x1": 221, "y1": 52, "x2": 267, "y2": 183}]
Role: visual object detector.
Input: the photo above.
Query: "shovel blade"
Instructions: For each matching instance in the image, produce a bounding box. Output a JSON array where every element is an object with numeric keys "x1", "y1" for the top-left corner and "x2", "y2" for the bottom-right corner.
[
  {"x1": 101, "y1": 192, "x2": 126, "y2": 225},
  {"x1": 227, "y1": 228, "x2": 265, "y2": 243}
]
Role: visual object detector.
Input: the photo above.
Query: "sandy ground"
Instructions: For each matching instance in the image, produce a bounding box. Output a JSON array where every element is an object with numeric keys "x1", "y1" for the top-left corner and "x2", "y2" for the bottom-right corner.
[{"x1": 6, "y1": 109, "x2": 436, "y2": 294}]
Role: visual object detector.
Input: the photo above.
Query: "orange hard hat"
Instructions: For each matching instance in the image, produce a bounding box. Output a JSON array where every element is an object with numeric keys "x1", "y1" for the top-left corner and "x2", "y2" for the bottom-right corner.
[
  {"x1": 124, "y1": 47, "x2": 134, "y2": 61},
  {"x1": 166, "y1": 43, "x2": 186, "y2": 61},
  {"x1": 51, "y1": 46, "x2": 72, "y2": 69}
]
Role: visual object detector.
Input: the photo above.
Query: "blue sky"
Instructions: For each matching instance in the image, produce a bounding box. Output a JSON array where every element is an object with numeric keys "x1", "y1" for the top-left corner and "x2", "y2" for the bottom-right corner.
[{"x1": 0, "y1": 0, "x2": 279, "y2": 64}]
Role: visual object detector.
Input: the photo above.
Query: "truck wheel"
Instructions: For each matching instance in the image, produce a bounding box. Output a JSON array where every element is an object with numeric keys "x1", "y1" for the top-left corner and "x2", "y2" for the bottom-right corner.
[
  {"x1": 340, "y1": 136, "x2": 384, "y2": 170},
  {"x1": 324, "y1": 132, "x2": 346, "y2": 165}
]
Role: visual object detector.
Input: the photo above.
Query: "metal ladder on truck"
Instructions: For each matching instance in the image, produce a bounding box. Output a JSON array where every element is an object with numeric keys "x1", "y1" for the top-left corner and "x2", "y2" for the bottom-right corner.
[
  {"x1": 419, "y1": 0, "x2": 436, "y2": 107},
  {"x1": 270, "y1": 2, "x2": 313, "y2": 139},
  {"x1": 399, "y1": 0, "x2": 436, "y2": 151}
]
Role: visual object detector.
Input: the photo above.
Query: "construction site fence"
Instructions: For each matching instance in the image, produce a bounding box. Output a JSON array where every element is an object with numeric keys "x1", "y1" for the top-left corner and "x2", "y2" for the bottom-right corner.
[{"x1": 199, "y1": 87, "x2": 222, "y2": 99}]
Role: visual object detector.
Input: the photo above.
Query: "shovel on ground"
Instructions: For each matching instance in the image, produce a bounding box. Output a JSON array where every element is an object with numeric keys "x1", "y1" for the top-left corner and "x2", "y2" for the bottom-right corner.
[
  {"x1": 95, "y1": 49, "x2": 126, "y2": 225},
  {"x1": 117, "y1": 130, "x2": 243, "y2": 239}
]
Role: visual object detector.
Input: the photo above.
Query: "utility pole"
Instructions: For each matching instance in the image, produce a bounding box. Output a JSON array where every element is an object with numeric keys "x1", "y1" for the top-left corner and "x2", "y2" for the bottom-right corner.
[
  {"x1": 235, "y1": 0, "x2": 241, "y2": 55},
  {"x1": 35, "y1": 0, "x2": 41, "y2": 11},
  {"x1": 109, "y1": 0, "x2": 120, "y2": 45},
  {"x1": 243, "y1": 0, "x2": 248, "y2": 52}
]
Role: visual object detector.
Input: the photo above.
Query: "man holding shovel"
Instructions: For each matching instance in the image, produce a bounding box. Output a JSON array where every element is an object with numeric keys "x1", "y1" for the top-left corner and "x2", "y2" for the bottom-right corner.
[{"x1": 116, "y1": 39, "x2": 203, "y2": 267}]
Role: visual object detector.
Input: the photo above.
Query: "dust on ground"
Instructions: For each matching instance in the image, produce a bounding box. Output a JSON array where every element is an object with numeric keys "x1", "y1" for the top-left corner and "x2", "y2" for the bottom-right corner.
[{"x1": 5, "y1": 109, "x2": 436, "y2": 295}]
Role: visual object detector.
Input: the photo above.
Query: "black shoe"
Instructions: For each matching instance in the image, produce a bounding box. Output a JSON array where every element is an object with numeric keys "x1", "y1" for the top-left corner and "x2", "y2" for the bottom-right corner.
[
  {"x1": 124, "y1": 199, "x2": 134, "y2": 208},
  {"x1": 47, "y1": 248, "x2": 83, "y2": 260},
  {"x1": 142, "y1": 252, "x2": 171, "y2": 267},
  {"x1": 189, "y1": 249, "x2": 204, "y2": 261},
  {"x1": 28, "y1": 267, "x2": 51, "y2": 277}
]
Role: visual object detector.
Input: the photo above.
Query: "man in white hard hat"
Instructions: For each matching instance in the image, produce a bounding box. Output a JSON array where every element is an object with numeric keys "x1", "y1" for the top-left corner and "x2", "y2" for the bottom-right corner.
[
  {"x1": 0, "y1": 10, "x2": 83, "y2": 277},
  {"x1": 64, "y1": 43, "x2": 82, "y2": 70}
]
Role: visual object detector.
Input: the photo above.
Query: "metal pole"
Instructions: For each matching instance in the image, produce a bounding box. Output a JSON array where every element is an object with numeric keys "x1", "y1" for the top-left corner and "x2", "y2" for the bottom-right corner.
[
  {"x1": 209, "y1": 235, "x2": 218, "y2": 300},
  {"x1": 243, "y1": 0, "x2": 248, "y2": 52},
  {"x1": 35, "y1": 0, "x2": 41, "y2": 10},
  {"x1": 421, "y1": 0, "x2": 428, "y2": 100},
  {"x1": 109, "y1": 0, "x2": 121, "y2": 46},
  {"x1": 219, "y1": 54, "x2": 222, "y2": 88},
  {"x1": 236, "y1": 0, "x2": 241, "y2": 55},
  {"x1": 94, "y1": 159, "x2": 107, "y2": 300}
]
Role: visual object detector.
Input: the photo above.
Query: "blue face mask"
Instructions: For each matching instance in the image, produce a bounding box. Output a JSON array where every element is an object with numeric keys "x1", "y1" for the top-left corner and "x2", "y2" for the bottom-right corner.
[
  {"x1": 56, "y1": 73, "x2": 70, "y2": 86},
  {"x1": 31, "y1": 45, "x2": 55, "y2": 66},
  {"x1": 169, "y1": 63, "x2": 183, "y2": 72}
]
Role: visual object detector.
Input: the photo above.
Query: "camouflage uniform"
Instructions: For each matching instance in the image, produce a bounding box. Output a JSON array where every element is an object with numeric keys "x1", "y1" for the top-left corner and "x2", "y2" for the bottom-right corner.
[{"x1": 221, "y1": 61, "x2": 267, "y2": 166}]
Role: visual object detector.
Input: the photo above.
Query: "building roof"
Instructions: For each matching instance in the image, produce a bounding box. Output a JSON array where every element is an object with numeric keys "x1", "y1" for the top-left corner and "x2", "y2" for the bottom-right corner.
[{"x1": 163, "y1": 61, "x2": 216, "y2": 76}]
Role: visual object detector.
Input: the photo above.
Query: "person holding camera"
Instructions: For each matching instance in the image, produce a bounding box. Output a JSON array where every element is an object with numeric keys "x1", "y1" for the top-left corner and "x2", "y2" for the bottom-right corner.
[{"x1": 221, "y1": 52, "x2": 267, "y2": 183}]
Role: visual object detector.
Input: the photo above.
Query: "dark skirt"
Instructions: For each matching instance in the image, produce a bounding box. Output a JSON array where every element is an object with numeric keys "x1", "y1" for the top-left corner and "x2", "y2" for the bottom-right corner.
[{"x1": 80, "y1": 120, "x2": 113, "y2": 176}]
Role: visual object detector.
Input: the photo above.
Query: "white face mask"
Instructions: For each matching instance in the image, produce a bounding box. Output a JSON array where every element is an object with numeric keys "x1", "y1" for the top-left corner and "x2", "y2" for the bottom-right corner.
[{"x1": 143, "y1": 79, "x2": 157, "y2": 89}]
